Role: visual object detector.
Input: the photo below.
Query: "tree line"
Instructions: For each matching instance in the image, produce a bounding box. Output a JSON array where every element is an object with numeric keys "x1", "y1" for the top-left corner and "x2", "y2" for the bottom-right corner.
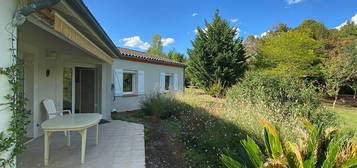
[{"x1": 146, "y1": 11, "x2": 357, "y2": 107}]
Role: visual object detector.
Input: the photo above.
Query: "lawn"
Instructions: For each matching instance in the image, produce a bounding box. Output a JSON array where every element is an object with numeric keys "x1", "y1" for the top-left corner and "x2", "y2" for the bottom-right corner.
[
  {"x1": 323, "y1": 100, "x2": 357, "y2": 140},
  {"x1": 113, "y1": 89, "x2": 357, "y2": 167}
]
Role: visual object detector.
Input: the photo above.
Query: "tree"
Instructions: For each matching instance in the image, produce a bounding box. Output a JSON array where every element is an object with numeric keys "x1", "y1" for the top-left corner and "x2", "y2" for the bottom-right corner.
[
  {"x1": 167, "y1": 49, "x2": 186, "y2": 63},
  {"x1": 322, "y1": 42, "x2": 357, "y2": 108},
  {"x1": 257, "y1": 30, "x2": 324, "y2": 79},
  {"x1": 147, "y1": 34, "x2": 166, "y2": 57},
  {"x1": 339, "y1": 21, "x2": 357, "y2": 38},
  {"x1": 296, "y1": 19, "x2": 331, "y2": 41},
  {"x1": 243, "y1": 35, "x2": 260, "y2": 69},
  {"x1": 347, "y1": 77, "x2": 357, "y2": 100},
  {"x1": 264, "y1": 23, "x2": 290, "y2": 37},
  {"x1": 187, "y1": 10, "x2": 246, "y2": 95}
]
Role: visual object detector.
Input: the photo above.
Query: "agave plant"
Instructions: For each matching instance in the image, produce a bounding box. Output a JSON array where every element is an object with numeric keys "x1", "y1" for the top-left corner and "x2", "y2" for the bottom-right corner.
[{"x1": 220, "y1": 119, "x2": 357, "y2": 168}]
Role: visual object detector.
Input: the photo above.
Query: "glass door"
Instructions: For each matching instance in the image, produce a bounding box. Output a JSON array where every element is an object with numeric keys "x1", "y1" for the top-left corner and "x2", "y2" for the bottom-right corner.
[{"x1": 63, "y1": 67, "x2": 74, "y2": 113}]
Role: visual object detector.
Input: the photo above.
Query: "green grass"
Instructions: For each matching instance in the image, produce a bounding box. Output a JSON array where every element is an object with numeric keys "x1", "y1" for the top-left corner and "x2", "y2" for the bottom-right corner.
[{"x1": 323, "y1": 103, "x2": 357, "y2": 139}]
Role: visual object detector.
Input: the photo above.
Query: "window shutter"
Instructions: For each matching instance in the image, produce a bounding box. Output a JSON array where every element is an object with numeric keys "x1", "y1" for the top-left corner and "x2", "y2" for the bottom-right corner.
[
  {"x1": 160, "y1": 72, "x2": 165, "y2": 92},
  {"x1": 173, "y1": 73, "x2": 179, "y2": 91},
  {"x1": 138, "y1": 70, "x2": 145, "y2": 94},
  {"x1": 113, "y1": 69, "x2": 123, "y2": 96}
]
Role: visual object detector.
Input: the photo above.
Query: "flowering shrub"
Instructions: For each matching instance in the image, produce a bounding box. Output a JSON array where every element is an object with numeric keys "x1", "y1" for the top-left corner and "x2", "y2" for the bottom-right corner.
[
  {"x1": 140, "y1": 89, "x2": 250, "y2": 167},
  {"x1": 140, "y1": 92, "x2": 189, "y2": 119},
  {"x1": 175, "y1": 89, "x2": 253, "y2": 167},
  {"x1": 226, "y1": 72, "x2": 337, "y2": 142}
]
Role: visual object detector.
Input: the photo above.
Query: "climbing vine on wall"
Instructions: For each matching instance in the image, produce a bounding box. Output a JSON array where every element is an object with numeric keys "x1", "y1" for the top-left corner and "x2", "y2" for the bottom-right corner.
[{"x1": 0, "y1": 25, "x2": 30, "y2": 167}]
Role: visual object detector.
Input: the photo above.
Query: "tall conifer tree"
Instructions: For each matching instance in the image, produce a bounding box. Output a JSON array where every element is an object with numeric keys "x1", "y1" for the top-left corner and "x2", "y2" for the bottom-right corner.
[{"x1": 187, "y1": 10, "x2": 246, "y2": 92}]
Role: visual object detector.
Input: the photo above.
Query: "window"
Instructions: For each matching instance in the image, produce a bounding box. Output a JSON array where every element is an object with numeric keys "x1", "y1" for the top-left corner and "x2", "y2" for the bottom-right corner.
[
  {"x1": 63, "y1": 67, "x2": 73, "y2": 111},
  {"x1": 165, "y1": 75, "x2": 172, "y2": 90},
  {"x1": 114, "y1": 69, "x2": 144, "y2": 96},
  {"x1": 123, "y1": 72, "x2": 135, "y2": 93}
]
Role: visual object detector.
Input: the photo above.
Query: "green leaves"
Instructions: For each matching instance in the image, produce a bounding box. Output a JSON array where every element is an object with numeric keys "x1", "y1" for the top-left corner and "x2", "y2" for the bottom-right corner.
[
  {"x1": 187, "y1": 10, "x2": 246, "y2": 94},
  {"x1": 241, "y1": 136, "x2": 264, "y2": 167},
  {"x1": 221, "y1": 119, "x2": 356, "y2": 168},
  {"x1": 147, "y1": 34, "x2": 166, "y2": 57},
  {"x1": 258, "y1": 30, "x2": 323, "y2": 78},
  {"x1": 220, "y1": 154, "x2": 246, "y2": 168},
  {"x1": 286, "y1": 142, "x2": 304, "y2": 168},
  {"x1": 0, "y1": 56, "x2": 30, "y2": 167},
  {"x1": 341, "y1": 157, "x2": 357, "y2": 168},
  {"x1": 261, "y1": 119, "x2": 284, "y2": 160},
  {"x1": 322, "y1": 130, "x2": 351, "y2": 168}
]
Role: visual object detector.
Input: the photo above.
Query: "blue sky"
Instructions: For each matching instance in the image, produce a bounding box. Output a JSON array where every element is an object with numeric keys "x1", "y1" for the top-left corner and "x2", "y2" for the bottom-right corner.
[{"x1": 83, "y1": 0, "x2": 357, "y2": 55}]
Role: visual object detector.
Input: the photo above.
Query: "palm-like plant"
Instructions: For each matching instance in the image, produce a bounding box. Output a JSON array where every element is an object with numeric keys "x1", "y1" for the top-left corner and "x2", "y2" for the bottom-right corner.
[{"x1": 220, "y1": 119, "x2": 357, "y2": 168}]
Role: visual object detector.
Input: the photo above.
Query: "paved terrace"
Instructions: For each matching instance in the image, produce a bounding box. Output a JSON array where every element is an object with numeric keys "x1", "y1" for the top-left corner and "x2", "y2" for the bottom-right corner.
[{"x1": 17, "y1": 120, "x2": 145, "y2": 168}]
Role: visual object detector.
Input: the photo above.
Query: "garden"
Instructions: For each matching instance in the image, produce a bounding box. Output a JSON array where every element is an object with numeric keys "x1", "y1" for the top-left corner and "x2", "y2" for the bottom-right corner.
[{"x1": 112, "y1": 10, "x2": 357, "y2": 168}]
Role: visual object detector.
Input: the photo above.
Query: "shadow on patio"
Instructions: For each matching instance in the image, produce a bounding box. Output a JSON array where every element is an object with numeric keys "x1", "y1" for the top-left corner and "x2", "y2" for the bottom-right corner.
[{"x1": 17, "y1": 120, "x2": 145, "y2": 168}]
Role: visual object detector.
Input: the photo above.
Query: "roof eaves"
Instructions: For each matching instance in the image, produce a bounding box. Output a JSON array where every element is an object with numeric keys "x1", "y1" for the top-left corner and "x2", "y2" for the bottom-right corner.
[
  {"x1": 64, "y1": 0, "x2": 120, "y2": 58},
  {"x1": 120, "y1": 53, "x2": 187, "y2": 67}
]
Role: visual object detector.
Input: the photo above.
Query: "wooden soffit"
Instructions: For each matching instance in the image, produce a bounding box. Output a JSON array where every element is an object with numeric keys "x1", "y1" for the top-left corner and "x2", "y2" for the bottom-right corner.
[{"x1": 53, "y1": 12, "x2": 113, "y2": 64}]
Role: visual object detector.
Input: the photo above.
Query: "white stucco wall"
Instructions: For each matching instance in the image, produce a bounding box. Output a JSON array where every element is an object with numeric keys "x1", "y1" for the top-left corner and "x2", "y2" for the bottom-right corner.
[
  {"x1": 112, "y1": 59, "x2": 185, "y2": 112},
  {"x1": 0, "y1": 0, "x2": 18, "y2": 164}
]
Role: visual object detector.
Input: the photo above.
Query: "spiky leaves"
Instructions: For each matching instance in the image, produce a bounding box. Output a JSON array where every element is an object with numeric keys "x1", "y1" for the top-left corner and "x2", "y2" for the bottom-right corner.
[
  {"x1": 241, "y1": 136, "x2": 264, "y2": 167},
  {"x1": 301, "y1": 119, "x2": 323, "y2": 168},
  {"x1": 261, "y1": 119, "x2": 285, "y2": 161},
  {"x1": 220, "y1": 119, "x2": 357, "y2": 168},
  {"x1": 285, "y1": 142, "x2": 304, "y2": 168},
  {"x1": 220, "y1": 154, "x2": 246, "y2": 168},
  {"x1": 322, "y1": 130, "x2": 353, "y2": 168}
]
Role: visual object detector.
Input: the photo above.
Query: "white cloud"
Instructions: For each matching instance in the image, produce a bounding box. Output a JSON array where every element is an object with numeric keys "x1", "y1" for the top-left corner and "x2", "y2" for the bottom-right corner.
[
  {"x1": 161, "y1": 37, "x2": 175, "y2": 46},
  {"x1": 120, "y1": 36, "x2": 150, "y2": 50},
  {"x1": 352, "y1": 13, "x2": 357, "y2": 23},
  {"x1": 260, "y1": 31, "x2": 268, "y2": 37},
  {"x1": 120, "y1": 36, "x2": 174, "y2": 49},
  {"x1": 335, "y1": 13, "x2": 357, "y2": 30},
  {"x1": 234, "y1": 27, "x2": 241, "y2": 39},
  {"x1": 231, "y1": 18, "x2": 239, "y2": 23},
  {"x1": 193, "y1": 28, "x2": 208, "y2": 34},
  {"x1": 335, "y1": 21, "x2": 348, "y2": 30},
  {"x1": 287, "y1": 0, "x2": 303, "y2": 5},
  {"x1": 192, "y1": 13, "x2": 199, "y2": 17}
]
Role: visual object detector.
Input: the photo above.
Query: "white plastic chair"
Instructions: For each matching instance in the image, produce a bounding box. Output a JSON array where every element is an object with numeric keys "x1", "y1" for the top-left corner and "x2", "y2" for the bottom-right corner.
[
  {"x1": 42, "y1": 99, "x2": 73, "y2": 136},
  {"x1": 42, "y1": 99, "x2": 73, "y2": 119}
]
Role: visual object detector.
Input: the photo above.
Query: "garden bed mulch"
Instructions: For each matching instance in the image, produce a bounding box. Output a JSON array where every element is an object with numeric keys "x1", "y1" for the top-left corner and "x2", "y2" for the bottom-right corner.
[{"x1": 112, "y1": 111, "x2": 187, "y2": 168}]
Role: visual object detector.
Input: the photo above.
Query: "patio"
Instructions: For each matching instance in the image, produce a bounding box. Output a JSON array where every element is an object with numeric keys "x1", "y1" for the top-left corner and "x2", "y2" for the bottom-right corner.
[{"x1": 17, "y1": 120, "x2": 145, "y2": 168}]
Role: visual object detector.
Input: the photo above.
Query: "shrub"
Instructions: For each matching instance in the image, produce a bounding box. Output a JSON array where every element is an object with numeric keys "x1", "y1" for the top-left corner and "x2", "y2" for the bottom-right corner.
[
  {"x1": 220, "y1": 119, "x2": 357, "y2": 168},
  {"x1": 226, "y1": 72, "x2": 336, "y2": 142},
  {"x1": 139, "y1": 92, "x2": 188, "y2": 119},
  {"x1": 175, "y1": 89, "x2": 252, "y2": 168},
  {"x1": 207, "y1": 79, "x2": 227, "y2": 98}
]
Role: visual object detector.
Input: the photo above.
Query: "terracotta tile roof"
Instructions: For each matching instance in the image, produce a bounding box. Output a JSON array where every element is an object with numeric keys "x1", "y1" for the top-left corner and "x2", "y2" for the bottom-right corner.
[{"x1": 117, "y1": 47, "x2": 186, "y2": 67}]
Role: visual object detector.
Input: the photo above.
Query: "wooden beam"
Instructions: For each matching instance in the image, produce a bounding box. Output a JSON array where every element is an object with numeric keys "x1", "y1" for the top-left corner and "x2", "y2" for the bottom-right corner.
[{"x1": 54, "y1": 12, "x2": 113, "y2": 64}]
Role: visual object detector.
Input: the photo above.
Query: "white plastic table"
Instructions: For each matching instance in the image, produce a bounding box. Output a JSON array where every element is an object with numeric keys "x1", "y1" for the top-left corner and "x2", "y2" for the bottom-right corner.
[{"x1": 41, "y1": 113, "x2": 102, "y2": 166}]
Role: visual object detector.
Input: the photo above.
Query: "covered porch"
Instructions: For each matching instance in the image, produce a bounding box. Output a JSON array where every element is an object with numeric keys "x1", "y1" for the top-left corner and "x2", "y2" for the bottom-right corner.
[
  {"x1": 17, "y1": 120, "x2": 145, "y2": 168},
  {"x1": 18, "y1": 17, "x2": 113, "y2": 140}
]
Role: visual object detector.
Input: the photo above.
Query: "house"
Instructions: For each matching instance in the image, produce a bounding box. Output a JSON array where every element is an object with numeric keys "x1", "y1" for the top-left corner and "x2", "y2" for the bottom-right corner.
[
  {"x1": 0, "y1": 0, "x2": 185, "y2": 164},
  {"x1": 113, "y1": 47, "x2": 185, "y2": 112}
]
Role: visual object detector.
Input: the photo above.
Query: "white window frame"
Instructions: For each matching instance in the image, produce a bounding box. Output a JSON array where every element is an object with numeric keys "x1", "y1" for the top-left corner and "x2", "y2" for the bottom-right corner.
[
  {"x1": 123, "y1": 70, "x2": 137, "y2": 95},
  {"x1": 164, "y1": 73, "x2": 173, "y2": 91}
]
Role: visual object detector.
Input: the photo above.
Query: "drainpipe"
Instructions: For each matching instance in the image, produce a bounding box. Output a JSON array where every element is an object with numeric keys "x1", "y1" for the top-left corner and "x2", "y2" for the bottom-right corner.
[{"x1": 13, "y1": 0, "x2": 61, "y2": 26}]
